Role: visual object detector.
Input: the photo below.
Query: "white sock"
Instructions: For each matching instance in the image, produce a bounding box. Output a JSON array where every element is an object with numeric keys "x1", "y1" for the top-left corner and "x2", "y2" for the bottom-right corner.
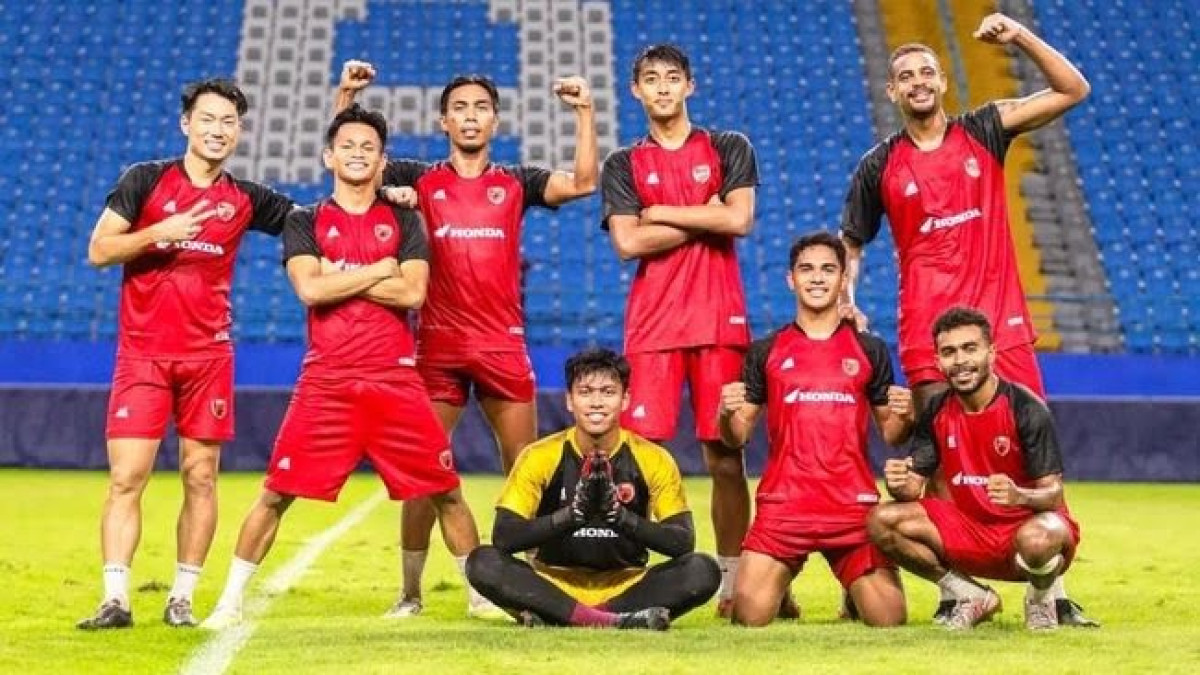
[
  {"x1": 215, "y1": 557, "x2": 259, "y2": 611},
  {"x1": 937, "y1": 571, "x2": 985, "y2": 600},
  {"x1": 1051, "y1": 575, "x2": 1067, "y2": 600},
  {"x1": 102, "y1": 562, "x2": 130, "y2": 608},
  {"x1": 169, "y1": 563, "x2": 202, "y2": 602},
  {"x1": 455, "y1": 555, "x2": 489, "y2": 608},
  {"x1": 938, "y1": 585, "x2": 955, "y2": 602},
  {"x1": 401, "y1": 549, "x2": 428, "y2": 600},
  {"x1": 1027, "y1": 582, "x2": 1054, "y2": 603},
  {"x1": 717, "y1": 555, "x2": 740, "y2": 601}
]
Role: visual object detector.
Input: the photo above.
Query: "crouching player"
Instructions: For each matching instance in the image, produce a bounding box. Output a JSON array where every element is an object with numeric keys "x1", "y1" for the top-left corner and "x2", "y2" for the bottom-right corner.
[{"x1": 466, "y1": 348, "x2": 720, "y2": 630}]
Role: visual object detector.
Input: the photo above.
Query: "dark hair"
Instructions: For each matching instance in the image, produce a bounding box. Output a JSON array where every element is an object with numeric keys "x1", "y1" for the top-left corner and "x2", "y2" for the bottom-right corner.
[
  {"x1": 325, "y1": 103, "x2": 388, "y2": 147},
  {"x1": 932, "y1": 306, "x2": 993, "y2": 345},
  {"x1": 565, "y1": 348, "x2": 631, "y2": 391},
  {"x1": 888, "y1": 43, "x2": 941, "y2": 79},
  {"x1": 788, "y1": 230, "x2": 846, "y2": 270},
  {"x1": 439, "y1": 75, "x2": 500, "y2": 115},
  {"x1": 181, "y1": 78, "x2": 248, "y2": 117},
  {"x1": 632, "y1": 43, "x2": 692, "y2": 81}
]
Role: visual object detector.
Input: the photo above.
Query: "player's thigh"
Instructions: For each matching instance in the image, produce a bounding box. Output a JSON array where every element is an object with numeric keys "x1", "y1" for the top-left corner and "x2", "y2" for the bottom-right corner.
[
  {"x1": 173, "y1": 356, "x2": 236, "y2": 442},
  {"x1": 994, "y1": 343, "x2": 1046, "y2": 399},
  {"x1": 265, "y1": 378, "x2": 363, "y2": 502},
  {"x1": 622, "y1": 350, "x2": 686, "y2": 441},
  {"x1": 831, "y1": 544, "x2": 905, "y2": 625},
  {"x1": 362, "y1": 379, "x2": 460, "y2": 501},
  {"x1": 685, "y1": 346, "x2": 745, "y2": 442},
  {"x1": 470, "y1": 350, "x2": 537, "y2": 405},
  {"x1": 106, "y1": 437, "x2": 163, "y2": 492},
  {"x1": 417, "y1": 356, "x2": 470, "y2": 408},
  {"x1": 477, "y1": 396, "x2": 537, "y2": 472},
  {"x1": 731, "y1": 550, "x2": 795, "y2": 625},
  {"x1": 106, "y1": 356, "x2": 173, "y2": 440}
]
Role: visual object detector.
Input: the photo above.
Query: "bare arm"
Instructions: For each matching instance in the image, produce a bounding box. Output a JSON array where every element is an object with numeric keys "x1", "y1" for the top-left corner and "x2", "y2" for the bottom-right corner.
[
  {"x1": 640, "y1": 187, "x2": 755, "y2": 237},
  {"x1": 332, "y1": 60, "x2": 375, "y2": 116},
  {"x1": 837, "y1": 234, "x2": 869, "y2": 331},
  {"x1": 987, "y1": 472, "x2": 1064, "y2": 512},
  {"x1": 607, "y1": 214, "x2": 693, "y2": 261},
  {"x1": 286, "y1": 255, "x2": 397, "y2": 308},
  {"x1": 360, "y1": 259, "x2": 430, "y2": 309},
  {"x1": 88, "y1": 201, "x2": 216, "y2": 268},
  {"x1": 717, "y1": 382, "x2": 761, "y2": 449},
  {"x1": 542, "y1": 77, "x2": 598, "y2": 206},
  {"x1": 975, "y1": 14, "x2": 1090, "y2": 134}
]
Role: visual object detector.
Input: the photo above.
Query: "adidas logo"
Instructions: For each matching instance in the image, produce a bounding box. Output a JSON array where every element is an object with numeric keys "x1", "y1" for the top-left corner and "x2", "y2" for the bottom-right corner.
[
  {"x1": 277, "y1": 457, "x2": 291, "y2": 470},
  {"x1": 327, "y1": 226, "x2": 341, "y2": 239},
  {"x1": 781, "y1": 357, "x2": 795, "y2": 371},
  {"x1": 631, "y1": 404, "x2": 647, "y2": 419},
  {"x1": 646, "y1": 172, "x2": 659, "y2": 185},
  {"x1": 433, "y1": 189, "x2": 447, "y2": 201},
  {"x1": 114, "y1": 406, "x2": 130, "y2": 419},
  {"x1": 904, "y1": 181, "x2": 918, "y2": 197},
  {"x1": 163, "y1": 200, "x2": 177, "y2": 213}
]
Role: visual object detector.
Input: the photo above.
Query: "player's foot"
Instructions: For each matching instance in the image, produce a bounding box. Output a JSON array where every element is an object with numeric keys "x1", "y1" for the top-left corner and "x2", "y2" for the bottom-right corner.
[
  {"x1": 615, "y1": 606, "x2": 671, "y2": 631},
  {"x1": 383, "y1": 597, "x2": 423, "y2": 619},
  {"x1": 945, "y1": 589, "x2": 1002, "y2": 630},
  {"x1": 199, "y1": 605, "x2": 243, "y2": 630},
  {"x1": 1024, "y1": 595, "x2": 1058, "y2": 631},
  {"x1": 837, "y1": 592, "x2": 859, "y2": 621},
  {"x1": 1056, "y1": 598, "x2": 1100, "y2": 627},
  {"x1": 163, "y1": 597, "x2": 198, "y2": 628},
  {"x1": 778, "y1": 592, "x2": 801, "y2": 621},
  {"x1": 467, "y1": 597, "x2": 510, "y2": 621},
  {"x1": 519, "y1": 610, "x2": 546, "y2": 628},
  {"x1": 76, "y1": 599, "x2": 133, "y2": 630},
  {"x1": 931, "y1": 599, "x2": 956, "y2": 626},
  {"x1": 715, "y1": 596, "x2": 733, "y2": 619}
]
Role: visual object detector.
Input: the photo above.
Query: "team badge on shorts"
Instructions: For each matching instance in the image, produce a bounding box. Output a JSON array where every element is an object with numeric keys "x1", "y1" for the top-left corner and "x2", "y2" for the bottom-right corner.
[
  {"x1": 616, "y1": 482, "x2": 636, "y2": 504},
  {"x1": 438, "y1": 449, "x2": 454, "y2": 471},
  {"x1": 992, "y1": 435, "x2": 1012, "y2": 456},
  {"x1": 841, "y1": 358, "x2": 860, "y2": 377},
  {"x1": 964, "y1": 157, "x2": 981, "y2": 178},
  {"x1": 374, "y1": 223, "x2": 394, "y2": 242},
  {"x1": 216, "y1": 201, "x2": 236, "y2": 221},
  {"x1": 487, "y1": 186, "x2": 506, "y2": 205},
  {"x1": 210, "y1": 399, "x2": 228, "y2": 419},
  {"x1": 692, "y1": 164, "x2": 711, "y2": 183}
]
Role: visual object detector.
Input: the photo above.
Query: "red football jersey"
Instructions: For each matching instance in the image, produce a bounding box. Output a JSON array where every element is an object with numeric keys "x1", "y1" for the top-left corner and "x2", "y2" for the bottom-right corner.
[
  {"x1": 105, "y1": 160, "x2": 293, "y2": 358},
  {"x1": 383, "y1": 160, "x2": 552, "y2": 356},
  {"x1": 601, "y1": 128, "x2": 758, "y2": 353},
  {"x1": 841, "y1": 104, "x2": 1034, "y2": 362},
  {"x1": 282, "y1": 199, "x2": 429, "y2": 381},
  {"x1": 912, "y1": 379, "x2": 1072, "y2": 526},
  {"x1": 743, "y1": 322, "x2": 894, "y2": 525}
]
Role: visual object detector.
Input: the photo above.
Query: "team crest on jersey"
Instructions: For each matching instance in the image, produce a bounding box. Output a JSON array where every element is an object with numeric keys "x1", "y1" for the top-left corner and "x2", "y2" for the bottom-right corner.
[
  {"x1": 842, "y1": 358, "x2": 860, "y2": 377},
  {"x1": 439, "y1": 449, "x2": 454, "y2": 471},
  {"x1": 374, "y1": 223, "x2": 394, "y2": 242},
  {"x1": 692, "y1": 164, "x2": 711, "y2": 183},
  {"x1": 210, "y1": 399, "x2": 228, "y2": 419},
  {"x1": 964, "y1": 157, "x2": 981, "y2": 178},
  {"x1": 487, "y1": 186, "x2": 506, "y2": 205},
  {"x1": 216, "y1": 201, "x2": 236, "y2": 221},
  {"x1": 616, "y1": 482, "x2": 636, "y2": 504},
  {"x1": 993, "y1": 435, "x2": 1012, "y2": 456}
]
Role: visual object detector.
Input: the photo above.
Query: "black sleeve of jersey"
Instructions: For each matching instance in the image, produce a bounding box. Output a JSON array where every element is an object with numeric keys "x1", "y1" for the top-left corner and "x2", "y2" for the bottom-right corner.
[
  {"x1": 839, "y1": 143, "x2": 890, "y2": 246},
  {"x1": 1011, "y1": 384, "x2": 1065, "y2": 479},
  {"x1": 600, "y1": 149, "x2": 641, "y2": 230},
  {"x1": 711, "y1": 130, "x2": 759, "y2": 198},
  {"x1": 959, "y1": 103, "x2": 1014, "y2": 163},
  {"x1": 492, "y1": 507, "x2": 577, "y2": 554},
  {"x1": 515, "y1": 164, "x2": 555, "y2": 212},
  {"x1": 613, "y1": 511, "x2": 694, "y2": 558},
  {"x1": 240, "y1": 179, "x2": 295, "y2": 236},
  {"x1": 910, "y1": 393, "x2": 949, "y2": 477},
  {"x1": 855, "y1": 331, "x2": 895, "y2": 406},
  {"x1": 104, "y1": 161, "x2": 168, "y2": 223},
  {"x1": 393, "y1": 207, "x2": 430, "y2": 263},
  {"x1": 741, "y1": 333, "x2": 776, "y2": 405},
  {"x1": 281, "y1": 206, "x2": 320, "y2": 264},
  {"x1": 382, "y1": 159, "x2": 431, "y2": 187}
]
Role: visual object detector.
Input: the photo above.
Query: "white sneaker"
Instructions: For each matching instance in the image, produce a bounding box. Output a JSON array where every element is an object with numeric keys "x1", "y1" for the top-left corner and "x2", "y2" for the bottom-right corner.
[
  {"x1": 383, "y1": 597, "x2": 423, "y2": 619},
  {"x1": 199, "y1": 605, "x2": 244, "y2": 630},
  {"x1": 467, "y1": 597, "x2": 510, "y2": 621}
]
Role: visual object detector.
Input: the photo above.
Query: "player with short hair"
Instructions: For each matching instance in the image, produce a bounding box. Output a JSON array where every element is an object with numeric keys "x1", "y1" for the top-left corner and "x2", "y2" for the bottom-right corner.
[
  {"x1": 465, "y1": 348, "x2": 720, "y2": 630},
  {"x1": 600, "y1": 43, "x2": 758, "y2": 614},
  {"x1": 78, "y1": 78, "x2": 294, "y2": 629},
  {"x1": 334, "y1": 62, "x2": 597, "y2": 617},
  {"x1": 718, "y1": 232, "x2": 912, "y2": 627},
  {"x1": 839, "y1": 13, "x2": 1095, "y2": 626},
  {"x1": 199, "y1": 105, "x2": 481, "y2": 630},
  {"x1": 868, "y1": 307, "x2": 1086, "y2": 630}
]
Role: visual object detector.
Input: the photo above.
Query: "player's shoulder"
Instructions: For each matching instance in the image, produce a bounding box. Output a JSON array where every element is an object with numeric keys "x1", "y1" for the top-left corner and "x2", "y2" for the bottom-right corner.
[
  {"x1": 1002, "y1": 379, "x2": 1053, "y2": 418},
  {"x1": 854, "y1": 133, "x2": 903, "y2": 172},
  {"x1": 120, "y1": 158, "x2": 176, "y2": 182},
  {"x1": 749, "y1": 324, "x2": 789, "y2": 354},
  {"x1": 602, "y1": 145, "x2": 634, "y2": 169},
  {"x1": 704, "y1": 128, "x2": 753, "y2": 149},
  {"x1": 525, "y1": 428, "x2": 572, "y2": 459},
  {"x1": 850, "y1": 326, "x2": 889, "y2": 353},
  {"x1": 624, "y1": 431, "x2": 679, "y2": 472},
  {"x1": 924, "y1": 387, "x2": 954, "y2": 418}
]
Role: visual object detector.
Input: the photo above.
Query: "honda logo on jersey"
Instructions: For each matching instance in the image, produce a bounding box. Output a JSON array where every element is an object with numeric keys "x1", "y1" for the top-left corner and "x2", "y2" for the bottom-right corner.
[
  {"x1": 692, "y1": 164, "x2": 711, "y2": 182},
  {"x1": 374, "y1": 224, "x2": 394, "y2": 242},
  {"x1": 487, "y1": 186, "x2": 506, "y2": 205},
  {"x1": 993, "y1": 435, "x2": 1012, "y2": 456}
]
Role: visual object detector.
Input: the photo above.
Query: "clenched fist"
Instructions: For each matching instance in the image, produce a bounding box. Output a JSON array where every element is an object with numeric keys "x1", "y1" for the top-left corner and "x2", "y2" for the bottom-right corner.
[
  {"x1": 339, "y1": 60, "x2": 376, "y2": 92},
  {"x1": 973, "y1": 13, "x2": 1025, "y2": 44}
]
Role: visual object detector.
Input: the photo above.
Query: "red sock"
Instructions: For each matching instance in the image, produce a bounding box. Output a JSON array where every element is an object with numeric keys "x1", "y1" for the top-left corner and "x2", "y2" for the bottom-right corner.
[{"x1": 568, "y1": 603, "x2": 619, "y2": 627}]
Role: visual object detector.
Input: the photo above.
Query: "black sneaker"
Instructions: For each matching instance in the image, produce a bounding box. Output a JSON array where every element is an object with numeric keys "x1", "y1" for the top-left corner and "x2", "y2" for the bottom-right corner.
[
  {"x1": 77, "y1": 599, "x2": 133, "y2": 630},
  {"x1": 163, "y1": 597, "x2": 197, "y2": 627},
  {"x1": 931, "y1": 599, "x2": 956, "y2": 626},
  {"x1": 615, "y1": 606, "x2": 670, "y2": 631},
  {"x1": 1056, "y1": 598, "x2": 1101, "y2": 627}
]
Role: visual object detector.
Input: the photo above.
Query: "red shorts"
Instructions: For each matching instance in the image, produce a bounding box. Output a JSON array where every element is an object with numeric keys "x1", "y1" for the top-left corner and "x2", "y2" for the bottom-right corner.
[
  {"x1": 265, "y1": 376, "x2": 459, "y2": 502},
  {"x1": 106, "y1": 355, "x2": 235, "y2": 441},
  {"x1": 904, "y1": 342, "x2": 1046, "y2": 400},
  {"x1": 417, "y1": 350, "x2": 536, "y2": 407},
  {"x1": 920, "y1": 498, "x2": 1079, "y2": 582},
  {"x1": 742, "y1": 517, "x2": 895, "y2": 589},
  {"x1": 622, "y1": 346, "x2": 745, "y2": 442}
]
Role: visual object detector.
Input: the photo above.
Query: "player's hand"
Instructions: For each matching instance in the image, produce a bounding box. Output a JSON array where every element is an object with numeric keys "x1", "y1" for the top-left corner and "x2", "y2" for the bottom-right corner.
[
  {"x1": 987, "y1": 474, "x2": 1023, "y2": 506},
  {"x1": 719, "y1": 382, "x2": 748, "y2": 416},
  {"x1": 838, "y1": 300, "x2": 869, "y2": 332},
  {"x1": 883, "y1": 457, "x2": 914, "y2": 492},
  {"x1": 339, "y1": 59, "x2": 376, "y2": 91},
  {"x1": 973, "y1": 13, "x2": 1025, "y2": 45},
  {"x1": 381, "y1": 185, "x2": 418, "y2": 208},
  {"x1": 152, "y1": 200, "x2": 214, "y2": 243},
  {"x1": 319, "y1": 257, "x2": 343, "y2": 275},
  {"x1": 369, "y1": 257, "x2": 400, "y2": 278},
  {"x1": 568, "y1": 483, "x2": 593, "y2": 525},
  {"x1": 599, "y1": 481, "x2": 625, "y2": 526},
  {"x1": 887, "y1": 386, "x2": 914, "y2": 421},
  {"x1": 553, "y1": 76, "x2": 592, "y2": 109}
]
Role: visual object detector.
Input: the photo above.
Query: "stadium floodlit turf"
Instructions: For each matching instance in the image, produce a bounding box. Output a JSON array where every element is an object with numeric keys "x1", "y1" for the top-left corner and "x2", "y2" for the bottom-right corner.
[{"x1": 1, "y1": 470, "x2": 1198, "y2": 674}]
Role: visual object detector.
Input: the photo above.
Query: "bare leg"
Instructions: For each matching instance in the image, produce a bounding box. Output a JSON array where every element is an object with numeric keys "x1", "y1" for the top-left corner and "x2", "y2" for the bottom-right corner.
[
  {"x1": 847, "y1": 568, "x2": 907, "y2": 627},
  {"x1": 176, "y1": 438, "x2": 221, "y2": 567},
  {"x1": 729, "y1": 551, "x2": 792, "y2": 627},
  {"x1": 399, "y1": 402, "x2": 465, "y2": 601}
]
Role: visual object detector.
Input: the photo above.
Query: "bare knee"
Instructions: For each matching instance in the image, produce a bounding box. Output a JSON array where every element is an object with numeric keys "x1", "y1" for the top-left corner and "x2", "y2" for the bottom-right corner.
[
  {"x1": 258, "y1": 490, "x2": 294, "y2": 515},
  {"x1": 1014, "y1": 515, "x2": 1068, "y2": 563},
  {"x1": 180, "y1": 463, "x2": 217, "y2": 501},
  {"x1": 704, "y1": 447, "x2": 746, "y2": 483},
  {"x1": 731, "y1": 593, "x2": 776, "y2": 628},
  {"x1": 108, "y1": 464, "x2": 151, "y2": 501}
]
